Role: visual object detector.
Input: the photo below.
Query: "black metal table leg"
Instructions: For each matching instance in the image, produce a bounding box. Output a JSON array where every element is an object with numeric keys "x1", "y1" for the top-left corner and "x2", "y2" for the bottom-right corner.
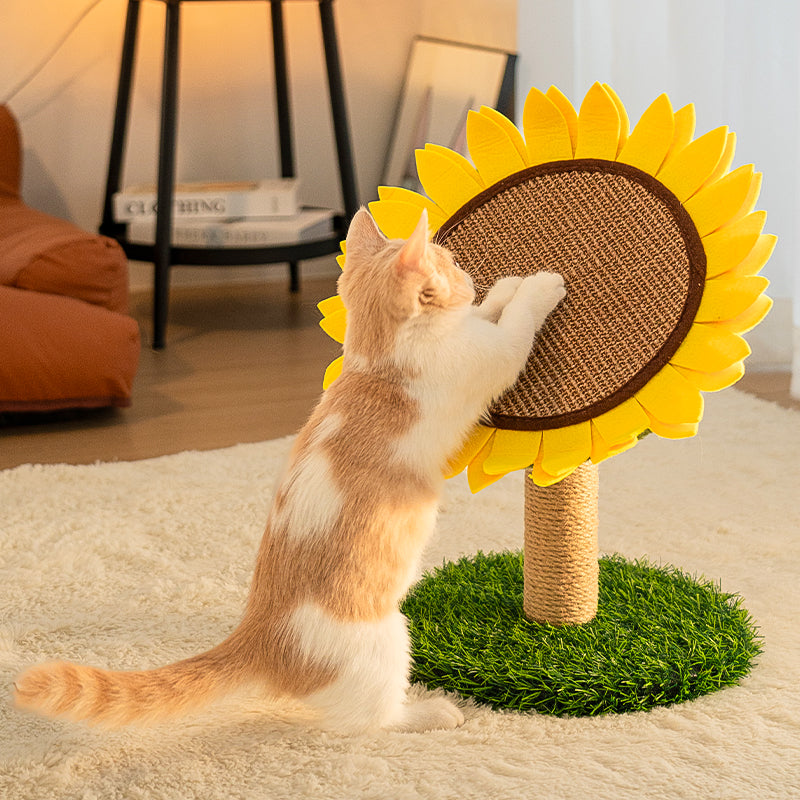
[
  {"x1": 288, "y1": 262, "x2": 300, "y2": 293},
  {"x1": 270, "y1": 0, "x2": 294, "y2": 180},
  {"x1": 100, "y1": 0, "x2": 141, "y2": 239},
  {"x1": 319, "y1": 0, "x2": 358, "y2": 220},
  {"x1": 153, "y1": 0, "x2": 181, "y2": 350},
  {"x1": 270, "y1": 0, "x2": 301, "y2": 293}
]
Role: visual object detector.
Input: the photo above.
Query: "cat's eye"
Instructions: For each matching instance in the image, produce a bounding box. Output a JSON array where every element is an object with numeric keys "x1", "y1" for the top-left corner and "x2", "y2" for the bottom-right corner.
[{"x1": 420, "y1": 288, "x2": 436, "y2": 302}]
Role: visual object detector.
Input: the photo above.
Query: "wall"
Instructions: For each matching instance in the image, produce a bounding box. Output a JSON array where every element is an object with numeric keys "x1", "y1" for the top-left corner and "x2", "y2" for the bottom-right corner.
[
  {"x1": 421, "y1": 0, "x2": 516, "y2": 51},
  {"x1": 516, "y1": 0, "x2": 798, "y2": 373},
  {"x1": 1, "y1": 0, "x2": 514, "y2": 293}
]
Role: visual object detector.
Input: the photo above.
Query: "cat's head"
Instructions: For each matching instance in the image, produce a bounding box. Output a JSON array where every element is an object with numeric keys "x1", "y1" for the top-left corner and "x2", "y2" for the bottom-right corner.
[{"x1": 338, "y1": 208, "x2": 474, "y2": 327}]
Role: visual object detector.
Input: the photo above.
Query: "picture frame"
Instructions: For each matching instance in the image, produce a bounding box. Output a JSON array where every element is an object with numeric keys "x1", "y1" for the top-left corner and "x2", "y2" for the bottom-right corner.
[{"x1": 382, "y1": 36, "x2": 518, "y2": 193}]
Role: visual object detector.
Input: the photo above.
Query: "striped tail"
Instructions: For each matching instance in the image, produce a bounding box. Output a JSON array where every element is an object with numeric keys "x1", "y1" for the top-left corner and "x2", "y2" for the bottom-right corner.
[{"x1": 13, "y1": 639, "x2": 248, "y2": 727}]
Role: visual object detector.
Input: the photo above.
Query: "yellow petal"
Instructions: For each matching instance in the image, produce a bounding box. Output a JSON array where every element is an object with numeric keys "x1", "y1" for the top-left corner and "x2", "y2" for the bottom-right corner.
[
  {"x1": 467, "y1": 468, "x2": 506, "y2": 492},
  {"x1": 673, "y1": 362, "x2": 745, "y2": 393},
  {"x1": 706, "y1": 293, "x2": 773, "y2": 336},
  {"x1": 415, "y1": 144, "x2": 485, "y2": 215},
  {"x1": 591, "y1": 396, "x2": 651, "y2": 444},
  {"x1": 666, "y1": 104, "x2": 696, "y2": 161},
  {"x1": 703, "y1": 210, "x2": 768, "y2": 278},
  {"x1": 589, "y1": 423, "x2": 638, "y2": 465},
  {"x1": 522, "y1": 86, "x2": 574, "y2": 166},
  {"x1": 482, "y1": 428, "x2": 542, "y2": 475},
  {"x1": 317, "y1": 294, "x2": 344, "y2": 317},
  {"x1": 376, "y1": 186, "x2": 448, "y2": 231},
  {"x1": 480, "y1": 105, "x2": 530, "y2": 165},
  {"x1": 694, "y1": 275, "x2": 770, "y2": 323},
  {"x1": 727, "y1": 234, "x2": 776, "y2": 278},
  {"x1": 538, "y1": 421, "x2": 592, "y2": 478},
  {"x1": 466, "y1": 108, "x2": 528, "y2": 187},
  {"x1": 466, "y1": 430, "x2": 506, "y2": 492},
  {"x1": 670, "y1": 323, "x2": 751, "y2": 372},
  {"x1": 608, "y1": 435, "x2": 639, "y2": 457},
  {"x1": 529, "y1": 461, "x2": 578, "y2": 488},
  {"x1": 683, "y1": 165, "x2": 756, "y2": 237},
  {"x1": 323, "y1": 356, "x2": 344, "y2": 389},
  {"x1": 368, "y1": 199, "x2": 439, "y2": 240},
  {"x1": 318, "y1": 307, "x2": 347, "y2": 344},
  {"x1": 731, "y1": 171, "x2": 762, "y2": 225},
  {"x1": 616, "y1": 93, "x2": 674, "y2": 175},
  {"x1": 602, "y1": 84, "x2": 629, "y2": 154},
  {"x1": 657, "y1": 125, "x2": 729, "y2": 202},
  {"x1": 575, "y1": 82, "x2": 621, "y2": 160},
  {"x1": 336, "y1": 241, "x2": 347, "y2": 270},
  {"x1": 545, "y1": 86, "x2": 578, "y2": 153},
  {"x1": 377, "y1": 185, "x2": 406, "y2": 201},
  {"x1": 699, "y1": 131, "x2": 736, "y2": 191},
  {"x1": 445, "y1": 424, "x2": 495, "y2": 479},
  {"x1": 643, "y1": 417, "x2": 699, "y2": 440},
  {"x1": 589, "y1": 424, "x2": 613, "y2": 465},
  {"x1": 635, "y1": 364, "x2": 704, "y2": 425},
  {"x1": 378, "y1": 185, "x2": 428, "y2": 203}
]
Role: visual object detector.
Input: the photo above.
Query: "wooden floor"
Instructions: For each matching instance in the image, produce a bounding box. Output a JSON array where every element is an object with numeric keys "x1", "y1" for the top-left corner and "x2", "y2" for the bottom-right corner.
[{"x1": 1, "y1": 278, "x2": 798, "y2": 471}]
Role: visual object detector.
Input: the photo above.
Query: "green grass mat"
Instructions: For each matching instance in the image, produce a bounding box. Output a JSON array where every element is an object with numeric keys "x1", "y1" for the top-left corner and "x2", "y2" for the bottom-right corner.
[{"x1": 401, "y1": 552, "x2": 762, "y2": 716}]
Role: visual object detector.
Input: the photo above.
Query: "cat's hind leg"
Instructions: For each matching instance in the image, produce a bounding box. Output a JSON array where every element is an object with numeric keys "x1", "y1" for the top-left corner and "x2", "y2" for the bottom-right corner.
[
  {"x1": 306, "y1": 660, "x2": 464, "y2": 734},
  {"x1": 389, "y1": 691, "x2": 465, "y2": 733},
  {"x1": 291, "y1": 604, "x2": 463, "y2": 734}
]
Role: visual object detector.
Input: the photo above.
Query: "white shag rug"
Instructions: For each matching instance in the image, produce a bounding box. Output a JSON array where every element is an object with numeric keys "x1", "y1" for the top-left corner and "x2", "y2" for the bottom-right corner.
[{"x1": 1, "y1": 389, "x2": 799, "y2": 800}]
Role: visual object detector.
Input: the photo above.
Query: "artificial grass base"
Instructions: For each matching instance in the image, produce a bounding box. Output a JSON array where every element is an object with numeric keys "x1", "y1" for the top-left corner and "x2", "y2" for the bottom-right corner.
[{"x1": 401, "y1": 552, "x2": 762, "y2": 717}]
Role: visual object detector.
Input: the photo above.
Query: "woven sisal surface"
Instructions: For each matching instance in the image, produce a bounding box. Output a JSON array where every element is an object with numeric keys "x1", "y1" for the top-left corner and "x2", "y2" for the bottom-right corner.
[{"x1": 437, "y1": 160, "x2": 706, "y2": 431}]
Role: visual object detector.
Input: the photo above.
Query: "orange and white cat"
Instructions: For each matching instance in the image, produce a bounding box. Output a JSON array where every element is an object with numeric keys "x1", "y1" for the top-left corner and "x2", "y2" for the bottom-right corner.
[{"x1": 14, "y1": 208, "x2": 565, "y2": 734}]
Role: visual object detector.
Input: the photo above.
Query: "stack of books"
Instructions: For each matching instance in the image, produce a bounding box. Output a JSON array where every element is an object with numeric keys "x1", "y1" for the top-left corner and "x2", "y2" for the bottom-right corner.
[{"x1": 113, "y1": 179, "x2": 335, "y2": 248}]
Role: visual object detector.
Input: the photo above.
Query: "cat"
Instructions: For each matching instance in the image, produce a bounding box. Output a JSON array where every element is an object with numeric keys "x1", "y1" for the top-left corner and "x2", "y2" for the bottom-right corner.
[{"x1": 14, "y1": 207, "x2": 565, "y2": 734}]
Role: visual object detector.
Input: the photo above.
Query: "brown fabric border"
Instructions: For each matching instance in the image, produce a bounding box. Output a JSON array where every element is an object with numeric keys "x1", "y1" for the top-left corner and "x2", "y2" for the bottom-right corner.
[{"x1": 435, "y1": 159, "x2": 707, "y2": 431}]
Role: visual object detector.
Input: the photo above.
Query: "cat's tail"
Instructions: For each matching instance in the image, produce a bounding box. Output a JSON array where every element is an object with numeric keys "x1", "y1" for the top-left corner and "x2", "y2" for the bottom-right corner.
[{"x1": 13, "y1": 634, "x2": 251, "y2": 727}]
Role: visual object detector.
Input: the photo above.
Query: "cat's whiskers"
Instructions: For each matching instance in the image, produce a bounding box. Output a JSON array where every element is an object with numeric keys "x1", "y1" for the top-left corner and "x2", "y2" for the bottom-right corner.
[{"x1": 464, "y1": 253, "x2": 504, "y2": 296}]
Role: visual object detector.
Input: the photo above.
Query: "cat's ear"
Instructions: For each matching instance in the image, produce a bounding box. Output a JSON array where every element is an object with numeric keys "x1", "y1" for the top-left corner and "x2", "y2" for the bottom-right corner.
[
  {"x1": 397, "y1": 209, "x2": 430, "y2": 275},
  {"x1": 345, "y1": 208, "x2": 387, "y2": 258}
]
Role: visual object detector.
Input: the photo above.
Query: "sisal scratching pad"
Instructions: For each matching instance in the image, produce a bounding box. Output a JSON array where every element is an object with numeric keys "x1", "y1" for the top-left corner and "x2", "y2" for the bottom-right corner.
[{"x1": 436, "y1": 160, "x2": 706, "y2": 431}]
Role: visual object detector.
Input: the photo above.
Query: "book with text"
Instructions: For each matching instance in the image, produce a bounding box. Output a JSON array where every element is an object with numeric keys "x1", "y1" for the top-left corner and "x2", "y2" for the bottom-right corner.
[
  {"x1": 113, "y1": 179, "x2": 299, "y2": 222},
  {"x1": 126, "y1": 208, "x2": 335, "y2": 248}
]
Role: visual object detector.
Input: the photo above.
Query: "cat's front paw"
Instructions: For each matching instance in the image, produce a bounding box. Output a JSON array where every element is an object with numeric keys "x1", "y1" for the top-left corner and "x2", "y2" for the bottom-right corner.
[
  {"x1": 490, "y1": 275, "x2": 524, "y2": 305},
  {"x1": 520, "y1": 271, "x2": 567, "y2": 315},
  {"x1": 476, "y1": 276, "x2": 525, "y2": 322}
]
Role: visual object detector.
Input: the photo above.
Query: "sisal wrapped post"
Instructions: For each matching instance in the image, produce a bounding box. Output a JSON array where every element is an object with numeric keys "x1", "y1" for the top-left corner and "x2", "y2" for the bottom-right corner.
[{"x1": 523, "y1": 462, "x2": 599, "y2": 625}]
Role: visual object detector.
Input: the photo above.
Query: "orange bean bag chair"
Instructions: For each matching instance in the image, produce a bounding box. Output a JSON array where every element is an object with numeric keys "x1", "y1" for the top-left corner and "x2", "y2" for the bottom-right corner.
[{"x1": 0, "y1": 105, "x2": 140, "y2": 413}]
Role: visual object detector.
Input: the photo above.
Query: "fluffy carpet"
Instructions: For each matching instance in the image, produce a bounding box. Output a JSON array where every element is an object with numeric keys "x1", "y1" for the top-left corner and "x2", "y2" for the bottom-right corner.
[{"x1": 1, "y1": 390, "x2": 798, "y2": 799}]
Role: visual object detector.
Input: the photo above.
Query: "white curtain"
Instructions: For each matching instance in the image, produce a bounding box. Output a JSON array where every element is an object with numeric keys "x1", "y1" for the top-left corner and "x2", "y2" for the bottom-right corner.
[{"x1": 517, "y1": 0, "x2": 799, "y2": 389}]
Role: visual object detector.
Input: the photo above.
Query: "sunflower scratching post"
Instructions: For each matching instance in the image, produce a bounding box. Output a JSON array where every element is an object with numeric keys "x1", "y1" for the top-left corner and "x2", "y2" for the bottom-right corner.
[{"x1": 320, "y1": 83, "x2": 772, "y2": 713}]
